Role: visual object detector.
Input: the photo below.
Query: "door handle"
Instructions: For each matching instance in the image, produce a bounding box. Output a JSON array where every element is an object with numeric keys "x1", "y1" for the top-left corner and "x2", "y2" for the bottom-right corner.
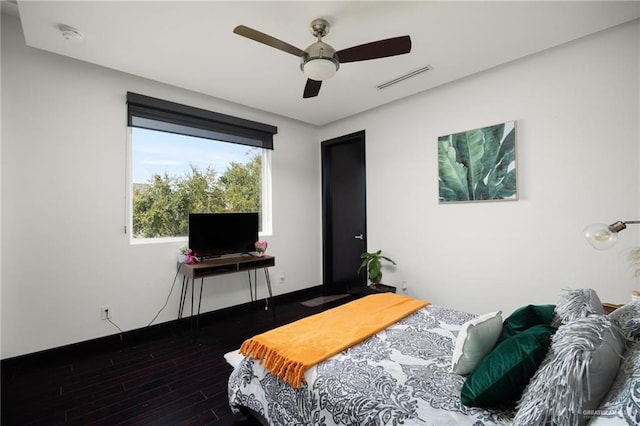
[{"x1": 354, "y1": 234, "x2": 364, "y2": 240}]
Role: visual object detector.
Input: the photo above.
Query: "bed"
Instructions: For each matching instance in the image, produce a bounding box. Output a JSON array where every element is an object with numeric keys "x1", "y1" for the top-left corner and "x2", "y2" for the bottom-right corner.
[{"x1": 228, "y1": 291, "x2": 640, "y2": 426}]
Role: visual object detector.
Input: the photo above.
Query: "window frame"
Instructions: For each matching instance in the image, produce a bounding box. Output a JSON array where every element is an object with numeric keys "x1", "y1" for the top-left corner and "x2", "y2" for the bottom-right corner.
[{"x1": 125, "y1": 93, "x2": 276, "y2": 243}]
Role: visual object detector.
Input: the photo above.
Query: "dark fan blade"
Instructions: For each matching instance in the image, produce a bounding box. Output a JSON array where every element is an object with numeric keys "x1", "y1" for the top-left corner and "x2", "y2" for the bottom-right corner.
[
  {"x1": 303, "y1": 79, "x2": 322, "y2": 98},
  {"x1": 336, "y1": 35, "x2": 411, "y2": 63},
  {"x1": 233, "y1": 25, "x2": 305, "y2": 57}
]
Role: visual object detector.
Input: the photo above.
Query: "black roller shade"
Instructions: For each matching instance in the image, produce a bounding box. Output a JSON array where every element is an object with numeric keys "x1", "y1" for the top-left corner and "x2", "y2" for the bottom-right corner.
[{"x1": 127, "y1": 92, "x2": 276, "y2": 150}]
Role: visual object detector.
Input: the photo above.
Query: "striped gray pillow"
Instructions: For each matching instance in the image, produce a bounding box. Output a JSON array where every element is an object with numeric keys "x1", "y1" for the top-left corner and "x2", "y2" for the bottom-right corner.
[
  {"x1": 551, "y1": 288, "x2": 604, "y2": 327},
  {"x1": 514, "y1": 315, "x2": 625, "y2": 426}
]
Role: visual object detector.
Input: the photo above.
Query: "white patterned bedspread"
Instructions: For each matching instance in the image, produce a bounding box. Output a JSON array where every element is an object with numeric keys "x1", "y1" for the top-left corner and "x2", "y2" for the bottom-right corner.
[{"x1": 228, "y1": 304, "x2": 513, "y2": 425}]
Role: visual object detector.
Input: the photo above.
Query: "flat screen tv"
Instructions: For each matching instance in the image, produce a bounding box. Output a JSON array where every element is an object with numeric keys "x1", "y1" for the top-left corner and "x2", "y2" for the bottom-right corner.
[{"x1": 188, "y1": 212, "x2": 259, "y2": 259}]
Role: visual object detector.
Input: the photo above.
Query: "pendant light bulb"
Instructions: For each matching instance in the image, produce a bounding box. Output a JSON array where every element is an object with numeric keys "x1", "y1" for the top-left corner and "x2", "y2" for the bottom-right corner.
[{"x1": 584, "y1": 223, "x2": 620, "y2": 250}]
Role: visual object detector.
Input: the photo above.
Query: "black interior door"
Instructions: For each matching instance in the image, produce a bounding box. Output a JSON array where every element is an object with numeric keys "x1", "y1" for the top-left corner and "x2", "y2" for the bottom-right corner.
[{"x1": 321, "y1": 131, "x2": 367, "y2": 295}]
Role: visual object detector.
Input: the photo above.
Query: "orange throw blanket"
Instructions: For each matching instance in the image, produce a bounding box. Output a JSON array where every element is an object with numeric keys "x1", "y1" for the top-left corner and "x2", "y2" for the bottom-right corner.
[{"x1": 239, "y1": 293, "x2": 429, "y2": 388}]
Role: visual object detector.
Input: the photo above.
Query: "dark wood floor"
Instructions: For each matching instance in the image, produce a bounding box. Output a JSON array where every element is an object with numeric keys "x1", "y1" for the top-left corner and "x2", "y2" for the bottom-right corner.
[{"x1": 1, "y1": 288, "x2": 359, "y2": 426}]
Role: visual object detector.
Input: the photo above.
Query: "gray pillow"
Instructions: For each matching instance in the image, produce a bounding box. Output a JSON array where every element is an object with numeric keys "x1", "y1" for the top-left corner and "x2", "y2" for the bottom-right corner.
[
  {"x1": 608, "y1": 301, "x2": 640, "y2": 349},
  {"x1": 588, "y1": 341, "x2": 640, "y2": 425},
  {"x1": 551, "y1": 288, "x2": 604, "y2": 327},
  {"x1": 514, "y1": 315, "x2": 625, "y2": 426}
]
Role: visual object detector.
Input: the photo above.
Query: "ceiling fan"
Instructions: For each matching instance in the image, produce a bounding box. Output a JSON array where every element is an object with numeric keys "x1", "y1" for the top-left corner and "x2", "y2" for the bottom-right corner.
[{"x1": 233, "y1": 19, "x2": 412, "y2": 99}]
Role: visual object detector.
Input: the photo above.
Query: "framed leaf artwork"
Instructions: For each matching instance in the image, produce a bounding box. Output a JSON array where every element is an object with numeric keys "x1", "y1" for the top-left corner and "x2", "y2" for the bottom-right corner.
[{"x1": 438, "y1": 121, "x2": 517, "y2": 203}]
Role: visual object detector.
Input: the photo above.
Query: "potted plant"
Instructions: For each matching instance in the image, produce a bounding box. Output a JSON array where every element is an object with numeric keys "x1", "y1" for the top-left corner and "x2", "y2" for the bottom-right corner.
[
  {"x1": 358, "y1": 250, "x2": 397, "y2": 292},
  {"x1": 178, "y1": 245, "x2": 199, "y2": 264}
]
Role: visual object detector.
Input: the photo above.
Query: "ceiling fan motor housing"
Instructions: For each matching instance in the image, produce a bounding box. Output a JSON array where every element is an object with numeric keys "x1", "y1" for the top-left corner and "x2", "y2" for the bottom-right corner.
[{"x1": 300, "y1": 41, "x2": 340, "y2": 80}]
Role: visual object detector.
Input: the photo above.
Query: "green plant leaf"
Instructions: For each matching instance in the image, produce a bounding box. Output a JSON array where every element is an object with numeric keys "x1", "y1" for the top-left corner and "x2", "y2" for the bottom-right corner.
[
  {"x1": 438, "y1": 138, "x2": 469, "y2": 201},
  {"x1": 369, "y1": 261, "x2": 381, "y2": 279},
  {"x1": 439, "y1": 181, "x2": 458, "y2": 201},
  {"x1": 473, "y1": 179, "x2": 489, "y2": 200},
  {"x1": 494, "y1": 169, "x2": 517, "y2": 198},
  {"x1": 379, "y1": 256, "x2": 396, "y2": 265},
  {"x1": 476, "y1": 123, "x2": 504, "y2": 199},
  {"x1": 358, "y1": 258, "x2": 369, "y2": 272},
  {"x1": 485, "y1": 127, "x2": 516, "y2": 199},
  {"x1": 452, "y1": 129, "x2": 485, "y2": 200},
  {"x1": 480, "y1": 124, "x2": 504, "y2": 168}
]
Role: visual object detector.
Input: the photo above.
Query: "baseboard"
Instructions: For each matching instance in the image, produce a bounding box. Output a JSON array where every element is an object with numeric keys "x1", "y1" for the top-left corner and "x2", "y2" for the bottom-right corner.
[{"x1": 1, "y1": 285, "x2": 323, "y2": 374}]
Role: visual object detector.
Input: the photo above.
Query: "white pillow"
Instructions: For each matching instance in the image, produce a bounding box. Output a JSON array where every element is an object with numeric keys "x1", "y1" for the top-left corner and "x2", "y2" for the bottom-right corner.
[{"x1": 451, "y1": 310, "x2": 503, "y2": 375}]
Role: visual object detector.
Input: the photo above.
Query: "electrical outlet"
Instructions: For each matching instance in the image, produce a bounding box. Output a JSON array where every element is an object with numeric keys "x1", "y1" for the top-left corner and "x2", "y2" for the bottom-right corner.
[{"x1": 101, "y1": 306, "x2": 111, "y2": 320}]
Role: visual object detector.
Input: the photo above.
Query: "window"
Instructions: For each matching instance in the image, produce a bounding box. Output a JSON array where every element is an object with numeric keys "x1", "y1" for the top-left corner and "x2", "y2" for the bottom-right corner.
[{"x1": 126, "y1": 92, "x2": 276, "y2": 241}]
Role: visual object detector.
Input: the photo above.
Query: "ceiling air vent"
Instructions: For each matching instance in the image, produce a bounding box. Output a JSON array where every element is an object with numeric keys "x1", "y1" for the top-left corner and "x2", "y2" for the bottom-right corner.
[{"x1": 376, "y1": 65, "x2": 432, "y2": 90}]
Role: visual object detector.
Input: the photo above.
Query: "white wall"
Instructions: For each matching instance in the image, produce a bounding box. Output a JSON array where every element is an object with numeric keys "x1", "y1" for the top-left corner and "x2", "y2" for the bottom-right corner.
[
  {"x1": 1, "y1": 14, "x2": 322, "y2": 359},
  {"x1": 2, "y1": 13, "x2": 639, "y2": 359},
  {"x1": 320, "y1": 20, "x2": 640, "y2": 316}
]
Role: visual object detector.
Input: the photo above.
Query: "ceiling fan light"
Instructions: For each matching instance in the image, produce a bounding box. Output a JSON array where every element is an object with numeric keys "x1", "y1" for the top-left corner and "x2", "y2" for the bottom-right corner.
[{"x1": 303, "y1": 58, "x2": 338, "y2": 81}]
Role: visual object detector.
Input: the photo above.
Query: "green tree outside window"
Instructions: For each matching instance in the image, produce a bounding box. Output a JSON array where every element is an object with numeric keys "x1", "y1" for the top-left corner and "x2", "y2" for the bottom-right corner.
[{"x1": 133, "y1": 154, "x2": 262, "y2": 238}]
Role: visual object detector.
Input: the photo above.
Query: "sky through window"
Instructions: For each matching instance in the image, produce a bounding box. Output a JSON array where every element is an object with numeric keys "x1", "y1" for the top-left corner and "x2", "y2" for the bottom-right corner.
[{"x1": 132, "y1": 128, "x2": 257, "y2": 184}]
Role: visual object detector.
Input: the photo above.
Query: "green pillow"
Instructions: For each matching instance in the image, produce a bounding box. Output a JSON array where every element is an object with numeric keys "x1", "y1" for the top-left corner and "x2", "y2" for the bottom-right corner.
[
  {"x1": 497, "y1": 304, "x2": 556, "y2": 345},
  {"x1": 460, "y1": 324, "x2": 556, "y2": 409}
]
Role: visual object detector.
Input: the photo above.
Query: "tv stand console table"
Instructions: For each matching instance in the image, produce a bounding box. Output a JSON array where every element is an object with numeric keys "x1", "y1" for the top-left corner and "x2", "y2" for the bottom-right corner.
[{"x1": 177, "y1": 254, "x2": 275, "y2": 326}]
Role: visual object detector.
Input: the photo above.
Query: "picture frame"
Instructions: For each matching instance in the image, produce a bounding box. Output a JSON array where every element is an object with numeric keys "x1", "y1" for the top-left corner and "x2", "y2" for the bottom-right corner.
[{"x1": 438, "y1": 121, "x2": 517, "y2": 203}]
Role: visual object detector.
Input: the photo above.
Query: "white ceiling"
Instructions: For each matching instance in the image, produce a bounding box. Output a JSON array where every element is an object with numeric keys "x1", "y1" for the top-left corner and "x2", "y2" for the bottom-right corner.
[{"x1": 10, "y1": 1, "x2": 640, "y2": 126}]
